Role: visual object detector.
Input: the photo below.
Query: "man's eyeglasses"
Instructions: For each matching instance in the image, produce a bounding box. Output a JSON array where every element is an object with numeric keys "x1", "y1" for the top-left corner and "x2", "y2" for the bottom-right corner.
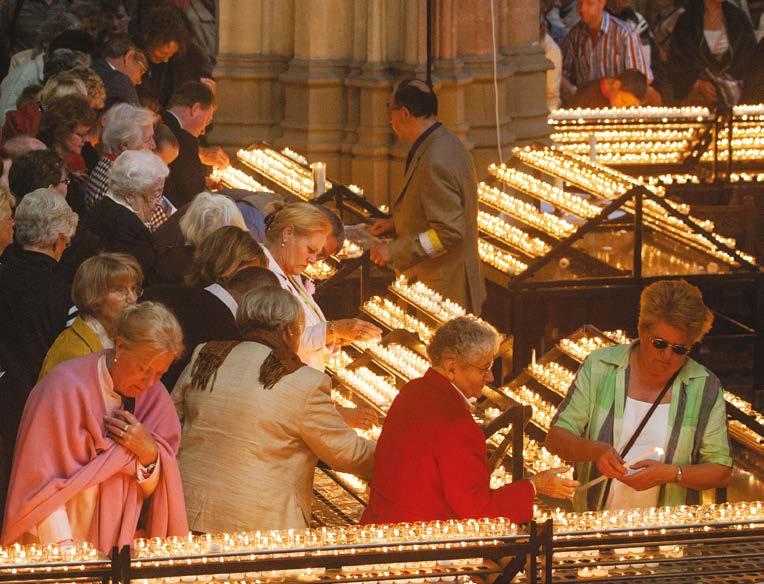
[
  {"x1": 58, "y1": 177, "x2": 71, "y2": 186},
  {"x1": 650, "y1": 335, "x2": 690, "y2": 356}
]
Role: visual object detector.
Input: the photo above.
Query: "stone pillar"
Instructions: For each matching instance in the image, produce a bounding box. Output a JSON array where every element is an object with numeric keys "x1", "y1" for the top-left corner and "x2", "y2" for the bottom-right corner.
[
  {"x1": 277, "y1": 0, "x2": 354, "y2": 176},
  {"x1": 213, "y1": 0, "x2": 294, "y2": 148},
  {"x1": 346, "y1": 0, "x2": 395, "y2": 206}
]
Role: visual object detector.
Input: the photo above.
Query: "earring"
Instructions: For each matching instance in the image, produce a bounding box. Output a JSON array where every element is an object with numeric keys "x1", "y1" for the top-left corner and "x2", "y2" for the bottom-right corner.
[{"x1": 281, "y1": 240, "x2": 286, "y2": 247}]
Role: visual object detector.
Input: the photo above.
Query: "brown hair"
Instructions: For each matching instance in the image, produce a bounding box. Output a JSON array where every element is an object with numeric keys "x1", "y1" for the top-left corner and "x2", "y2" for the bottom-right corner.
[
  {"x1": 72, "y1": 253, "x2": 144, "y2": 317},
  {"x1": 168, "y1": 80, "x2": 215, "y2": 109},
  {"x1": 185, "y1": 226, "x2": 266, "y2": 287},
  {"x1": 638, "y1": 280, "x2": 714, "y2": 344},
  {"x1": 38, "y1": 94, "x2": 97, "y2": 149}
]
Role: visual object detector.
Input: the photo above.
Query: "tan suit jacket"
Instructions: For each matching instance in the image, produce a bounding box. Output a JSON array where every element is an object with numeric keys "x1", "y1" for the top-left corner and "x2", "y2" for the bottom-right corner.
[
  {"x1": 172, "y1": 342, "x2": 375, "y2": 532},
  {"x1": 389, "y1": 124, "x2": 486, "y2": 314}
]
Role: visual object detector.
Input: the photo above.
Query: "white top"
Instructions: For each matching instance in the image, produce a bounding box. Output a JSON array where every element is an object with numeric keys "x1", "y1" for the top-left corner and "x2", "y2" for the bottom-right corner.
[
  {"x1": 34, "y1": 355, "x2": 160, "y2": 544},
  {"x1": 604, "y1": 397, "x2": 670, "y2": 511},
  {"x1": 704, "y1": 28, "x2": 730, "y2": 56},
  {"x1": 261, "y1": 244, "x2": 333, "y2": 370},
  {"x1": 544, "y1": 33, "x2": 562, "y2": 111},
  {"x1": 204, "y1": 283, "x2": 238, "y2": 318}
]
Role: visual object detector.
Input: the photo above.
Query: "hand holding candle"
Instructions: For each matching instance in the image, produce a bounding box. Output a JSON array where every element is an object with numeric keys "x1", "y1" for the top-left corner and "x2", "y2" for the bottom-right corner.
[{"x1": 580, "y1": 446, "x2": 665, "y2": 491}]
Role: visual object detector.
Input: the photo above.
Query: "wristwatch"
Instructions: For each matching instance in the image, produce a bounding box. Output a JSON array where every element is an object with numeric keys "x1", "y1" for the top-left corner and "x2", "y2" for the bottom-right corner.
[{"x1": 675, "y1": 465, "x2": 683, "y2": 484}]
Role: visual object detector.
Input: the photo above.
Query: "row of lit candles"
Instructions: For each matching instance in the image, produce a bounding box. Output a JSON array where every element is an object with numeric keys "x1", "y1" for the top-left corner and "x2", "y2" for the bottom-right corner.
[
  {"x1": 367, "y1": 342, "x2": 430, "y2": 381},
  {"x1": 390, "y1": 276, "x2": 468, "y2": 323},
  {"x1": 210, "y1": 166, "x2": 272, "y2": 193},
  {"x1": 551, "y1": 128, "x2": 697, "y2": 144},
  {"x1": 238, "y1": 148, "x2": 328, "y2": 200},
  {"x1": 559, "y1": 336, "x2": 612, "y2": 362},
  {"x1": 527, "y1": 361, "x2": 576, "y2": 397},
  {"x1": 550, "y1": 105, "x2": 710, "y2": 123},
  {"x1": 303, "y1": 259, "x2": 337, "y2": 281},
  {"x1": 478, "y1": 183, "x2": 577, "y2": 239},
  {"x1": 488, "y1": 165, "x2": 601, "y2": 219},
  {"x1": 500, "y1": 385, "x2": 557, "y2": 430},
  {"x1": 513, "y1": 147, "x2": 753, "y2": 266},
  {"x1": 336, "y1": 366, "x2": 398, "y2": 410},
  {"x1": 478, "y1": 211, "x2": 551, "y2": 258},
  {"x1": 362, "y1": 297, "x2": 435, "y2": 343},
  {"x1": 477, "y1": 239, "x2": 529, "y2": 276}
]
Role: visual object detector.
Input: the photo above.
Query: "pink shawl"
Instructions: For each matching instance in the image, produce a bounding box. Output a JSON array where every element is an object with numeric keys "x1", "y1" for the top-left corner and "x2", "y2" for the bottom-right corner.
[{"x1": 2, "y1": 353, "x2": 188, "y2": 552}]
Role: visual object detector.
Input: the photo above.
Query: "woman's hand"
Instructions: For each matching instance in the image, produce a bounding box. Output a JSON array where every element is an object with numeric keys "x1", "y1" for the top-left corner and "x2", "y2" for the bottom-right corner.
[
  {"x1": 104, "y1": 410, "x2": 159, "y2": 467},
  {"x1": 594, "y1": 443, "x2": 627, "y2": 479},
  {"x1": 332, "y1": 318, "x2": 382, "y2": 343},
  {"x1": 336, "y1": 405, "x2": 379, "y2": 430},
  {"x1": 620, "y1": 460, "x2": 677, "y2": 491},
  {"x1": 530, "y1": 466, "x2": 580, "y2": 500}
]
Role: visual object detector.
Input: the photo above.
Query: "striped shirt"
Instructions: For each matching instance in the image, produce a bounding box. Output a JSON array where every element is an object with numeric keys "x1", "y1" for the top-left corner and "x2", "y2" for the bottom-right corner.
[
  {"x1": 562, "y1": 11, "x2": 652, "y2": 88},
  {"x1": 551, "y1": 342, "x2": 732, "y2": 512}
]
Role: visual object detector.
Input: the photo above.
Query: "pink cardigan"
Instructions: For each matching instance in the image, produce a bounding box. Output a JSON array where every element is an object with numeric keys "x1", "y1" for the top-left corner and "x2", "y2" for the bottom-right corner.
[{"x1": 2, "y1": 353, "x2": 188, "y2": 551}]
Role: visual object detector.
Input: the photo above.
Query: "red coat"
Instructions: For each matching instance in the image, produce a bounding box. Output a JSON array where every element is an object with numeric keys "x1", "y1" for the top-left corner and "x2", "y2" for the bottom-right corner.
[{"x1": 361, "y1": 368, "x2": 534, "y2": 525}]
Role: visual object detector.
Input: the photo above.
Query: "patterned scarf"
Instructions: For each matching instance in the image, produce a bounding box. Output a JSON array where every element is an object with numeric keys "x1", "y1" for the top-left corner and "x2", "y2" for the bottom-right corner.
[{"x1": 189, "y1": 330, "x2": 303, "y2": 392}]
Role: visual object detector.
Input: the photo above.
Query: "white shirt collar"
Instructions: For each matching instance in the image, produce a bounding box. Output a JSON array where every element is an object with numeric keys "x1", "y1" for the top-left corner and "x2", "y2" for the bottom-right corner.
[
  {"x1": 82, "y1": 315, "x2": 114, "y2": 349},
  {"x1": 204, "y1": 283, "x2": 238, "y2": 318},
  {"x1": 165, "y1": 109, "x2": 184, "y2": 130},
  {"x1": 450, "y1": 381, "x2": 475, "y2": 409}
]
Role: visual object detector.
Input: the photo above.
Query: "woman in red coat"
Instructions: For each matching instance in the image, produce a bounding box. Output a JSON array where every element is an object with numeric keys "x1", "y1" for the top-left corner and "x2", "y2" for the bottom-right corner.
[{"x1": 362, "y1": 316, "x2": 579, "y2": 525}]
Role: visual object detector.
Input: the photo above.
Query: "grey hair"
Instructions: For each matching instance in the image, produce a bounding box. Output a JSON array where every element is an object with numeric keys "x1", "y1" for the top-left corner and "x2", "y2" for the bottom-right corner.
[
  {"x1": 116, "y1": 301, "x2": 183, "y2": 356},
  {"x1": 14, "y1": 188, "x2": 78, "y2": 248},
  {"x1": 427, "y1": 316, "x2": 500, "y2": 367},
  {"x1": 237, "y1": 287, "x2": 304, "y2": 335},
  {"x1": 179, "y1": 191, "x2": 247, "y2": 247},
  {"x1": 109, "y1": 150, "x2": 169, "y2": 200},
  {"x1": 101, "y1": 104, "x2": 156, "y2": 154}
]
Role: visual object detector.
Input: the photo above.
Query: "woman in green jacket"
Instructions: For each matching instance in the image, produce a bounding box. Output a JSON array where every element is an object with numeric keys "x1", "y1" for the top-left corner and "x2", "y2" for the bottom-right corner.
[{"x1": 39, "y1": 253, "x2": 143, "y2": 379}]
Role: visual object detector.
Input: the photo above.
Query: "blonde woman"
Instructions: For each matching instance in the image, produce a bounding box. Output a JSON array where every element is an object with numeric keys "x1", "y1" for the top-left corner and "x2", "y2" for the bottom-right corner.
[
  {"x1": 40, "y1": 253, "x2": 144, "y2": 379},
  {"x1": 3, "y1": 302, "x2": 188, "y2": 552},
  {"x1": 262, "y1": 202, "x2": 382, "y2": 371},
  {"x1": 0, "y1": 188, "x2": 15, "y2": 258},
  {"x1": 547, "y1": 279, "x2": 733, "y2": 511}
]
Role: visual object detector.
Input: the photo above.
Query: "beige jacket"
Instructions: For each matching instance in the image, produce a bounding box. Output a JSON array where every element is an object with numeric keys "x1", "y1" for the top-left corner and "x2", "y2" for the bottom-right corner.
[
  {"x1": 389, "y1": 124, "x2": 486, "y2": 314},
  {"x1": 172, "y1": 342, "x2": 375, "y2": 532}
]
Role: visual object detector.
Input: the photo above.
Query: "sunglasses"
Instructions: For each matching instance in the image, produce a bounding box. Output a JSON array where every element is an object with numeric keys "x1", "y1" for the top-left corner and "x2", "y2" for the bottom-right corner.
[{"x1": 650, "y1": 336, "x2": 690, "y2": 356}]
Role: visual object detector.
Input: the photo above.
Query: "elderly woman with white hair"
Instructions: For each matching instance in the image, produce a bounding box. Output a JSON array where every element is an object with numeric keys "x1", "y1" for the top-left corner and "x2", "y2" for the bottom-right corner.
[
  {"x1": 87, "y1": 150, "x2": 168, "y2": 280},
  {"x1": 86, "y1": 103, "x2": 156, "y2": 209},
  {"x1": 0, "y1": 189, "x2": 78, "y2": 507},
  {"x1": 363, "y1": 316, "x2": 579, "y2": 525},
  {"x1": 154, "y1": 191, "x2": 247, "y2": 284}
]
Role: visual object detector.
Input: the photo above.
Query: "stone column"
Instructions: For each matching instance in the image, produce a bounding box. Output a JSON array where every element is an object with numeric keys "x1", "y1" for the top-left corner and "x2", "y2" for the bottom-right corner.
[
  {"x1": 212, "y1": 0, "x2": 294, "y2": 149},
  {"x1": 345, "y1": 0, "x2": 395, "y2": 207},
  {"x1": 277, "y1": 0, "x2": 354, "y2": 176}
]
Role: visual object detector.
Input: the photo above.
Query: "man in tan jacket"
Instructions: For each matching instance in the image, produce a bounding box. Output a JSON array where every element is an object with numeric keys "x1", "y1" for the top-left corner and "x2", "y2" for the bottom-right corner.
[{"x1": 371, "y1": 80, "x2": 486, "y2": 314}]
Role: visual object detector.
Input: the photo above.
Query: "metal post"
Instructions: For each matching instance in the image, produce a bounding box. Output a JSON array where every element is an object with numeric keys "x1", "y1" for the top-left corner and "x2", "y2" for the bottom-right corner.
[
  {"x1": 541, "y1": 520, "x2": 554, "y2": 584},
  {"x1": 712, "y1": 110, "x2": 720, "y2": 181},
  {"x1": 726, "y1": 110, "x2": 733, "y2": 180},
  {"x1": 119, "y1": 545, "x2": 131, "y2": 584},
  {"x1": 426, "y1": 0, "x2": 433, "y2": 86},
  {"x1": 512, "y1": 406, "x2": 524, "y2": 481},
  {"x1": 525, "y1": 521, "x2": 538, "y2": 584},
  {"x1": 634, "y1": 189, "x2": 642, "y2": 279},
  {"x1": 109, "y1": 546, "x2": 120, "y2": 584}
]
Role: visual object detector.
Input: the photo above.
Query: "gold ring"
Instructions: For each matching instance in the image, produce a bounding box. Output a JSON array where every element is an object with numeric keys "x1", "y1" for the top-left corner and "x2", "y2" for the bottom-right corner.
[
  {"x1": 123, "y1": 424, "x2": 128, "y2": 432},
  {"x1": 120, "y1": 429, "x2": 124, "y2": 438}
]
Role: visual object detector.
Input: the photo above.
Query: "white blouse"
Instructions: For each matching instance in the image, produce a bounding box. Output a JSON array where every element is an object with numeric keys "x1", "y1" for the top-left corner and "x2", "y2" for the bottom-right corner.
[{"x1": 261, "y1": 245, "x2": 333, "y2": 370}]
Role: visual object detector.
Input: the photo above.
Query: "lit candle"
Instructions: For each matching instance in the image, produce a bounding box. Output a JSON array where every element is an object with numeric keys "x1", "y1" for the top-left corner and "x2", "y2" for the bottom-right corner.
[{"x1": 312, "y1": 162, "x2": 326, "y2": 197}]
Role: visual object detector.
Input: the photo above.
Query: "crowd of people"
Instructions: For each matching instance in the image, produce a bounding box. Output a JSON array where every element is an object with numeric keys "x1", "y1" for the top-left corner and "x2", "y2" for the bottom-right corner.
[
  {"x1": 542, "y1": 0, "x2": 763, "y2": 109},
  {"x1": 0, "y1": 0, "x2": 736, "y2": 557}
]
